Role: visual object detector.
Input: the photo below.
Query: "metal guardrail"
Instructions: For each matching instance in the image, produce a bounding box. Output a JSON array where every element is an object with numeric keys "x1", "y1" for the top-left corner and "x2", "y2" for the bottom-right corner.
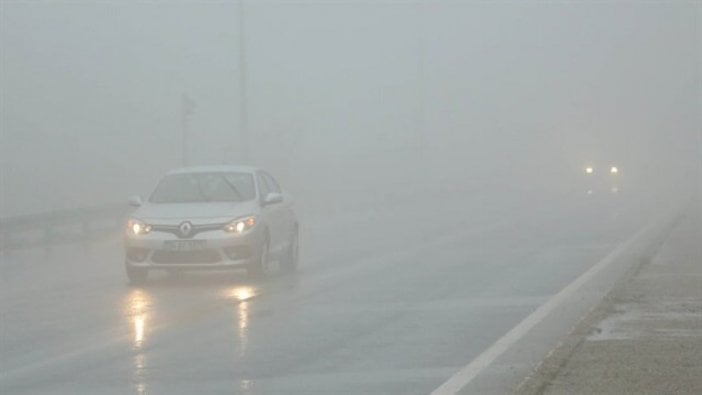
[
  {"x1": 0, "y1": 198, "x2": 387, "y2": 251},
  {"x1": 0, "y1": 204, "x2": 131, "y2": 250},
  {"x1": 0, "y1": 188, "x2": 573, "y2": 252}
]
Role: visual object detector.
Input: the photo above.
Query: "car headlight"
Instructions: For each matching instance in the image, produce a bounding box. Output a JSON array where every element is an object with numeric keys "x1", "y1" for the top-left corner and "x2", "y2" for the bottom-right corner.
[
  {"x1": 610, "y1": 166, "x2": 618, "y2": 174},
  {"x1": 127, "y1": 219, "x2": 151, "y2": 236},
  {"x1": 224, "y1": 215, "x2": 257, "y2": 234}
]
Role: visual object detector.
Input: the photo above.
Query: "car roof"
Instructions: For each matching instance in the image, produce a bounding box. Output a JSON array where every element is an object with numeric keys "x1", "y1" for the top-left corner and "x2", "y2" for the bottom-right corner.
[{"x1": 166, "y1": 165, "x2": 259, "y2": 175}]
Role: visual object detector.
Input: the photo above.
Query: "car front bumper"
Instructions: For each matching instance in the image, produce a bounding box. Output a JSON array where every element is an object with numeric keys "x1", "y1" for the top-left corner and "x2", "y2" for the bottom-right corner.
[{"x1": 124, "y1": 228, "x2": 263, "y2": 271}]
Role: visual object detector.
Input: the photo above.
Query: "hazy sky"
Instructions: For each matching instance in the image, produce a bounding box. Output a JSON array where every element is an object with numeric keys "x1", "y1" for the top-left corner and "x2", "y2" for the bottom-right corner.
[{"x1": 1, "y1": 1, "x2": 700, "y2": 216}]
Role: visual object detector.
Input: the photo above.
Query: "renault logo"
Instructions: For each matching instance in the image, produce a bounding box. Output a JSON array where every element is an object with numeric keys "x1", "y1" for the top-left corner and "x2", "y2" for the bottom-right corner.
[{"x1": 178, "y1": 221, "x2": 193, "y2": 238}]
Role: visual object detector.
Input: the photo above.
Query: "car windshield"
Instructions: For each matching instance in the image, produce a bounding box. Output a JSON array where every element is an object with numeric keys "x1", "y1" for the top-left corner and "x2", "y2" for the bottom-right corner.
[{"x1": 149, "y1": 172, "x2": 255, "y2": 203}]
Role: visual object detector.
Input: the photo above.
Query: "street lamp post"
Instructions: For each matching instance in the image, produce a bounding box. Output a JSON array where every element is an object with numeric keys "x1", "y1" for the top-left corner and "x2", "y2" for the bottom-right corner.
[
  {"x1": 237, "y1": 0, "x2": 250, "y2": 164},
  {"x1": 181, "y1": 93, "x2": 195, "y2": 167}
]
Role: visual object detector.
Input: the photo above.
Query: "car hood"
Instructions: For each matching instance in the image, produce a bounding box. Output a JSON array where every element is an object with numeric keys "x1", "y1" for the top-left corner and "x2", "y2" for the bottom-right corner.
[{"x1": 132, "y1": 201, "x2": 259, "y2": 224}]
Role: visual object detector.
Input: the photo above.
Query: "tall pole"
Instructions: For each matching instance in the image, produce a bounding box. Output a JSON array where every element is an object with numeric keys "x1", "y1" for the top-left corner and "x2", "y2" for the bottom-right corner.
[
  {"x1": 181, "y1": 93, "x2": 195, "y2": 167},
  {"x1": 414, "y1": 0, "x2": 427, "y2": 178},
  {"x1": 238, "y1": 0, "x2": 250, "y2": 164}
]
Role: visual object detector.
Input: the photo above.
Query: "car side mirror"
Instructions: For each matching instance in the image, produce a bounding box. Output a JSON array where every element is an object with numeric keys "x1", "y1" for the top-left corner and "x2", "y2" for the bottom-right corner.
[
  {"x1": 128, "y1": 195, "x2": 143, "y2": 207},
  {"x1": 262, "y1": 192, "x2": 283, "y2": 206}
]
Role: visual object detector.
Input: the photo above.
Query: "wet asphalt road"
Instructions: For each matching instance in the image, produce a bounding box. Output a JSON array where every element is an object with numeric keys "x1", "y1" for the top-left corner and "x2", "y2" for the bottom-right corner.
[{"x1": 1, "y1": 194, "x2": 654, "y2": 394}]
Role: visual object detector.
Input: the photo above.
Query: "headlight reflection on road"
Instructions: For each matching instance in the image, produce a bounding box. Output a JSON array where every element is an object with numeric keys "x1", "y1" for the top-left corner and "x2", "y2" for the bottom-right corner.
[
  {"x1": 239, "y1": 301, "x2": 249, "y2": 331},
  {"x1": 228, "y1": 286, "x2": 256, "y2": 302},
  {"x1": 134, "y1": 315, "x2": 146, "y2": 346},
  {"x1": 223, "y1": 286, "x2": 258, "y2": 357},
  {"x1": 126, "y1": 289, "x2": 151, "y2": 395},
  {"x1": 239, "y1": 379, "x2": 255, "y2": 392},
  {"x1": 237, "y1": 300, "x2": 250, "y2": 357},
  {"x1": 127, "y1": 290, "x2": 151, "y2": 348}
]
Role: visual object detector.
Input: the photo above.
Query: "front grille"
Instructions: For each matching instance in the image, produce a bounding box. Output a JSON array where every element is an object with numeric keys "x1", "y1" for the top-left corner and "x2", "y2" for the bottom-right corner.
[
  {"x1": 151, "y1": 249, "x2": 221, "y2": 264},
  {"x1": 151, "y1": 223, "x2": 224, "y2": 239}
]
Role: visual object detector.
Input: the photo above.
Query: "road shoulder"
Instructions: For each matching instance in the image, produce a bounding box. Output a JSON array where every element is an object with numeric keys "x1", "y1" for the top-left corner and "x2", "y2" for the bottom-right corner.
[{"x1": 519, "y1": 202, "x2": 702, "y2": 395}]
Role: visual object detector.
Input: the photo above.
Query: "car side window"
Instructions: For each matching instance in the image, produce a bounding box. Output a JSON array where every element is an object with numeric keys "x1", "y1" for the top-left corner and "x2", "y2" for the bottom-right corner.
[
  {"x1": 262, "y1": 172, "x2": 281, "y2": 194},
  {"x1": 257, "y1": 173, "x2": 271, "y2": 198}
]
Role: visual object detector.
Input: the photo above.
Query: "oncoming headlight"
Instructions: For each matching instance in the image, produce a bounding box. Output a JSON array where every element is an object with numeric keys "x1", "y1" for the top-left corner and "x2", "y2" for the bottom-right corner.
[
  {"x1": 224, "y1": 216, "x2": 257, "y2": 234},
  {"x1": 127, "y1": 219, "x2": 151, "y2": 236}
]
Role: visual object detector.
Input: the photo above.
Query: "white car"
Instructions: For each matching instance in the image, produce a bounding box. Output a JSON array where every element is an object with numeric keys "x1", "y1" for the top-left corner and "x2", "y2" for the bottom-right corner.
[{"x1": 124, "y1": 166, "x2": 298, "y2": 284}]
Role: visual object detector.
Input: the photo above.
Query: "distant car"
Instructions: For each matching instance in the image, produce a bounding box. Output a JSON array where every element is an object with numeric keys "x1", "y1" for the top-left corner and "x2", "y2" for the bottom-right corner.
[
  {"x1": 583, "y1": 164, "x2": 621, "y2": 195},
  {"x1": 124, "y1": 166, "x2": 298, "y2": 284}
]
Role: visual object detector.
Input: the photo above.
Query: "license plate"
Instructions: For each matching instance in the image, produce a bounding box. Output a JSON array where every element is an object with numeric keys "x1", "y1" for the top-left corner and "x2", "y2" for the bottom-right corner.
[{"x1": 163, "y1": 240, "x2": 207, "y2": 251}]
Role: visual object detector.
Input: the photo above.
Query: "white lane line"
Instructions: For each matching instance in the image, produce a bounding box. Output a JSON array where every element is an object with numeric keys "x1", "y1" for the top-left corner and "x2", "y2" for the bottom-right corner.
[{"x1": 431, "y1": 211, "x2": 674, "y2": 395}]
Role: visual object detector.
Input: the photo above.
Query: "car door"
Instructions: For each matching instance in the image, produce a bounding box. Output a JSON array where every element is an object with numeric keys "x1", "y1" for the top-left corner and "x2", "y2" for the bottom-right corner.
[
  {"x1": 262, "y1": 172, "x2": 294, "y2": 245},
  {"x1": 257, "y1": 172, "x2": 285, "y2": 257}
]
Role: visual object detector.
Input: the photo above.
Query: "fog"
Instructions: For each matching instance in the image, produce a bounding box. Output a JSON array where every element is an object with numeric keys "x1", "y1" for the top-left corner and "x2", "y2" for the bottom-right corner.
[
  {"x1": 2, "y1": 1, "x2": 699, "y2": 217},
  {"x1": 2, "y1": 2, "x2": 702, "y2": 394}
]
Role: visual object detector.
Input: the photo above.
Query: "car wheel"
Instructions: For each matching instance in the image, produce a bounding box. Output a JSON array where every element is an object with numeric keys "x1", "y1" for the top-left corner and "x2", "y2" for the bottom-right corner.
[
  {"x1": 126, "y1": 262, "x2": 148, "y2": 285},
  {"x1": 247, "y1": 239, "x2": 271, "y2": 278},
  {"x1": 280, "y1": 229, "x2": 299, "y2": 274}
]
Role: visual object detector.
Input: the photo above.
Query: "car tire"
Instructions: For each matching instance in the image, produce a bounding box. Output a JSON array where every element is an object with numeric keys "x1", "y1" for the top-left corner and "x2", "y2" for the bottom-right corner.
[
  {"x1": 280, "y1": 229, "x2": 299, "y2": 274},
  {"x1": 247, "y1": 239, "x2": 271, "y2": 279},
  {"x1": 126, "y1": 262, "x2": 148, "y2": 285}
]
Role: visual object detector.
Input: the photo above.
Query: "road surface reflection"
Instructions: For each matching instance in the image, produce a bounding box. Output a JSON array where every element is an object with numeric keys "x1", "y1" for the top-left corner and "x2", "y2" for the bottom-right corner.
[
  {"x1": 120, "y1": 277, "x2": 274, "y2": 393},
  {"x1": 126, "y1": 289, "x2": 150, "y2": 394}
]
